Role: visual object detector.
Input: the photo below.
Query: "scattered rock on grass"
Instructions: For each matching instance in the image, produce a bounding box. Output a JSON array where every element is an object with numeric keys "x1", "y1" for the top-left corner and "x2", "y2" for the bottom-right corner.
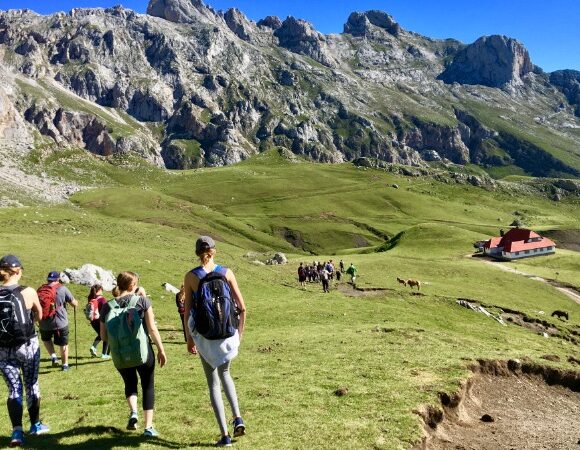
[
  {"x1": 334, "y1": 387, "x2": 349, "y2": 397},
  {"x1": 63, "y1": 263, "x2": 115, "y2": 291}
]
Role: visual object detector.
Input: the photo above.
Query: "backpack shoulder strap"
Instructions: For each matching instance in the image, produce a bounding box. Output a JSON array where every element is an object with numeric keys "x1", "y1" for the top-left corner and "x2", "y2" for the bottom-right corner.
[
  {"x1": 107, "y1": 299, "x2": 119, "y2": 309},
  {"x1": 214, "y1": 265, "x2": 228, "y2": 277},
  {"x1": 191, "y1": 266, "x2": 206, "y2": 279},
  {"x1": 128, "y1": 295, "x2": 140, "y2": 309}
]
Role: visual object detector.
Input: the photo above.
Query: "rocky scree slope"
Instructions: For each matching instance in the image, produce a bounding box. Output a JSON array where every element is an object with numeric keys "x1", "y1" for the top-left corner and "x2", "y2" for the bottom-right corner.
[{"x1": 0, "y1": 0, "x2": 579, "y2": 179}]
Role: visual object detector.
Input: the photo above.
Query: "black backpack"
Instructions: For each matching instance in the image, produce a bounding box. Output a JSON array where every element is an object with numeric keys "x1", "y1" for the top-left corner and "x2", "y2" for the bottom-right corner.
[
  {"x1": 191, "y1": 266, "x2": 239, "y2": 340},
  {"x1": 0, "y1": 286, "x2": 34, "y2": 348}
]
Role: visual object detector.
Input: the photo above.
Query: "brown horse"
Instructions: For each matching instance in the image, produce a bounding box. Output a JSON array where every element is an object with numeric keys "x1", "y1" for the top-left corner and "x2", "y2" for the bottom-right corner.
[
  {"x1": 396, "y1": 277, "x2": 407, "y2": 287},
  {"x1": 407, "y1": 279, "x2": 421, "y2": 290}
]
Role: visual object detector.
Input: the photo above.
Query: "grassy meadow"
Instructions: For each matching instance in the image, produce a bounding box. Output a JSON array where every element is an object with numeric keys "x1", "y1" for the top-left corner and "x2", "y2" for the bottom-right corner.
[{"x1": 1, "y1": 149, "x2": 579, "y2": 449}]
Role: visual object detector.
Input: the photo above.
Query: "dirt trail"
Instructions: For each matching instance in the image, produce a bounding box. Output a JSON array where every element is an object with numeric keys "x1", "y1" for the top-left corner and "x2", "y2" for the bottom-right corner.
[{"x1": 481, "y1": 259, "x2": 580, "y2": 306}]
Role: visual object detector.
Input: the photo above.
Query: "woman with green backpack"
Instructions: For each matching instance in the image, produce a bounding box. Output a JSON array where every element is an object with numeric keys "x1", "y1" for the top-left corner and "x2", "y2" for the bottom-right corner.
[
  {"x1": 184, "y1": 236, "x2": 247, "y2": 447},
  {"x1": 100, "y1": 272, "x2": 167, "y2": 437}
]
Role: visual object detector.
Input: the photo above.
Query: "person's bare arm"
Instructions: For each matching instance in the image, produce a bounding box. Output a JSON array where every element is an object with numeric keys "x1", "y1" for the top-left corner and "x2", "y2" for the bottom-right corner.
[
  {"x1": 183, "y1": 271, "x2": 198, "y2": 354},
  {"x1": 226, "y1": 270, "x2": 246, "y2": 340},
  {"x1": 144, "y1": 307, "x2": 167, "y2": 367},
  {"x1": 23, "y1": 287, "x2": 42, "y2": 322}
]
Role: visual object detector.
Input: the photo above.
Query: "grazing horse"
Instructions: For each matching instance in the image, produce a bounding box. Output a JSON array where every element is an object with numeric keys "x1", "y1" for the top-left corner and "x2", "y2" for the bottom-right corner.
[
  {"x1": 396, "y1": 277, "x2": 407, "y2": 287},
  {"x1": 407, "y1": 279, "x2": 421, "y2": 290}
]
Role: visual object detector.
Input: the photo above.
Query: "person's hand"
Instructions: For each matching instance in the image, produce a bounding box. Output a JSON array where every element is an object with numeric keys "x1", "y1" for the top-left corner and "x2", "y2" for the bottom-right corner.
[
  {"x1": 157, "y1": 350, "x2": 167, "y2": 367},
  {"x1": 187, "y1": 335, "x2": 197, "y2": 355}
]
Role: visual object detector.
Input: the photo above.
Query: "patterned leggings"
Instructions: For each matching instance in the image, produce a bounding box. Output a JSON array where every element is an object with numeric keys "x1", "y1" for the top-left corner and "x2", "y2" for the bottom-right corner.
[{"x1": 0, "y1": 337, "x2": 41, "y2": 428}]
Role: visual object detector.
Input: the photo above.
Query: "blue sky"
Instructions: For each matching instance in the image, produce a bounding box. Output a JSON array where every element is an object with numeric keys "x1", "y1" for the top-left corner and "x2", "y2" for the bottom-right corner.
[{"x1": 0, "y1": 0, "x2": 578, "y2": 72}]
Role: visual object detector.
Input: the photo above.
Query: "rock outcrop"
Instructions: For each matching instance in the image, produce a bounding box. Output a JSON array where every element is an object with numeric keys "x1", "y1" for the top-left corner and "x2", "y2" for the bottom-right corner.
[
  {"x1": 146, "y1": 0, "x2": 216, "y2": 24},
  {"x1": 274, "y1": 17, "x2": 335, "y2": 67},
  {"x1": 63, "y1": 264, "x2": 116, "y2": 291},
  {"x1": 439, "y1": 35, "x2": 533, "y2": 87},
  {"x1": 223, "y1": 8, "x2": 254, "y2": 42},
  {"x1": 344, "y1": 10, "x2": 401, "y2": 37},
  {"x1": 549, "y1": 70, "x2": 580, "y2": 117}
]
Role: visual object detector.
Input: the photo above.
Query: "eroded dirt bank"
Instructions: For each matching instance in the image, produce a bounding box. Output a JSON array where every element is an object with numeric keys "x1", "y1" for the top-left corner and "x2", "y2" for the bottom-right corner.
[{"x1": 413, "y1": 359, "x2": 580, "y2": 450}]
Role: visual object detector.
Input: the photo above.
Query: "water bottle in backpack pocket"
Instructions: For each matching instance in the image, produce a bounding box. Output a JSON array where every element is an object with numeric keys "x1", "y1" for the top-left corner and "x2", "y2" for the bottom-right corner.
[
  {"x1": 105, "y1": 296, "x2": 149, "y2": 369},
  {"x1": 0, "y1": 287, "x2": 34, "y2": 348},
  {"x1": 191, "y1": 266, "x2": 240, "y2": 340}
]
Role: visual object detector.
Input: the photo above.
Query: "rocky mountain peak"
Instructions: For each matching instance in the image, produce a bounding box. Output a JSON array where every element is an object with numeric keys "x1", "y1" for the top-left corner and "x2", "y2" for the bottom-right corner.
[
  {"x1": 273, "y1": 16, "x2": 335, "y2": 67},
  {"x1": 146, "y1": 0, "x2": 215, "y2": 24},
  {"x1": 223, "y1": 7, "x2": 254, "y2": 41},
  {"x1": 257, "y1": 15, "x2": 282, "y2": 31},
  {"x1": 439, "y1": 34, "x2": 533, "y2": 87},
  {"x1": 344, "y1": 10, "x2": 402, "y2": 37}
]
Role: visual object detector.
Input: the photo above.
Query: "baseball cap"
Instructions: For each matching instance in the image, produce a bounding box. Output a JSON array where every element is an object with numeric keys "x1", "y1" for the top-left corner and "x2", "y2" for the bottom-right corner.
[
  {"x1": 47, "y1": 271, "x2": 61, "y2": 282},
  {"x1": 0, "y1": 255, "x2": 23, "y2": 269},
  {"x1": 196, "y1": 236, "x2": 216, "y2": 254}
]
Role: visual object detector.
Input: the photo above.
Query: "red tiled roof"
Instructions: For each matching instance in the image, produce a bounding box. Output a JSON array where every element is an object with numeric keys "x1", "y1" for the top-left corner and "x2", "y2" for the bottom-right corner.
[
  {"x1": 504, "y1": 237, "x2": 555, "y2": 252},
  {"x1": 484, "y1": 237, "x2": 502, "y2": 249}
]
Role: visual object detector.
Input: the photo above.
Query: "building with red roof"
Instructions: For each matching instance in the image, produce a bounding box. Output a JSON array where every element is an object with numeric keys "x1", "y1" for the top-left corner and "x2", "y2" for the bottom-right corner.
[{"x1": 483, "y1": 228, "x2": 556, "y2": 260}]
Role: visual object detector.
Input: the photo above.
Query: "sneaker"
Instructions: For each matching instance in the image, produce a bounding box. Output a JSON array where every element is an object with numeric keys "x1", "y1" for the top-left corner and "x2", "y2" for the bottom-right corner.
[
  {"x1": 127, "y1": 411, "x2": 138, "y2": 430},
  {"x1": 9, "y1": 429, "x2": 24, "y2": 447},
  {"x1": 29, "y1": 422, "x2": 49, "y2": 435},
  {"x1": 232, "y1": 417, "x2": 245, "y2": 437},
  {"x1": 143, "y1": 427, "x2": 159, "y2": 437},
  {"x1": 90, "y1": 346, "x2": 98, "y2": 357},
  {"x1": 216, "y1": 435, "x2": 232, "y2": 447},
  {"x1": 51, "y1": 356, "x2": 59, "y2": 367},
  {"x1": 101, "y1": 354, "x2": 111, "y2": 360},
  {"x1": 61, "y1": 364, "x2": 70, "y2": 372}
]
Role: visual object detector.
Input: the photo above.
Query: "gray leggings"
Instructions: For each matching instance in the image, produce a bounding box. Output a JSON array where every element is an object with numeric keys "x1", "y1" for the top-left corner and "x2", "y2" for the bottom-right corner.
[{"x1": 200, "y1": 356, "x2": 241, "y2": 435}]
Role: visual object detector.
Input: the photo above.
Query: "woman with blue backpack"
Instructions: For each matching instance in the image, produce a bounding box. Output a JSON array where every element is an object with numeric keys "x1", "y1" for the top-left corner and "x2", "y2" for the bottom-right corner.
[
  {"x1": 183, "y1": 236, "x2": 247, "y2": 447},
  {"x1": 0, "y1": 255, "x2": 49, "y2": 447},
  {"x1": 99, "y1": 272, "x2": 167, "y2": 437}
]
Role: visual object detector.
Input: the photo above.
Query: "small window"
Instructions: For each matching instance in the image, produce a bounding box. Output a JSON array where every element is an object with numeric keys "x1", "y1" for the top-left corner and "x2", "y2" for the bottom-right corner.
[
  {"x1": 525, "y1": 250, "x2": 530, "y2": 254},
  {"x1": 515, "y1": 251, "x2": 520, "y2": 255}
]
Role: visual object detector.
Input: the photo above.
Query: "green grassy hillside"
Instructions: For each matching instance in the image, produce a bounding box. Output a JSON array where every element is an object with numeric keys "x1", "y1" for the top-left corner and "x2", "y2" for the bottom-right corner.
[{"x1": 0, "y1": 149, "x2": 578, "y2": 449}]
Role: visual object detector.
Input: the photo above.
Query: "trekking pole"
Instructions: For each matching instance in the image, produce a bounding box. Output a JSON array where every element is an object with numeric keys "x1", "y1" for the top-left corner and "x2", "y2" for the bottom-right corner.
[{"x1": 74, "y1": 306, "x2": 78, "y2": 369}]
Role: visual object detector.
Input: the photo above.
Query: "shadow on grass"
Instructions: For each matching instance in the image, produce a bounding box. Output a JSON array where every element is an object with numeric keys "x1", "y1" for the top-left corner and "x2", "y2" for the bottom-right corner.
[{"x1": 3, "y1": 426, "x2": 183, "y2": 449}]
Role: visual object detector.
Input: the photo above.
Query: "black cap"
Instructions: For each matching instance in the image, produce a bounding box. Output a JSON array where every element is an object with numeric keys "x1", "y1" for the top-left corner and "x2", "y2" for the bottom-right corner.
[
  {"x1": 47, "y1": 271, "x2": 61, "y2": 282},
  {"x1": 196, "y1": 236, "x2": 216, "y2": 254},
  {"x1": 0, "y1": 255, "x2": 22, "y2": 269}
]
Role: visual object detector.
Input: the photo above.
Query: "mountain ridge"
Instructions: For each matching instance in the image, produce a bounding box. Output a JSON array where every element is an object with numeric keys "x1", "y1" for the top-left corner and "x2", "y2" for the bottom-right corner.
[{"x1": 0, "y1": 0, "x2": 578, "y2": 180}]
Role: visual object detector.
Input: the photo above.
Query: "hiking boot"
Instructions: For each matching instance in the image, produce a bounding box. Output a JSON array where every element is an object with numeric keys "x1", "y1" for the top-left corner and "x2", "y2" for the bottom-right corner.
[
  {"x1": 232, "y1": 417, "x2": 245, "y2": 437},
  {"x1": 29, "y1": 422, "x2": 49, "y2": 435},
  {"x1": 90, "y1": 346, "x2": 98, "y2": 357},
  {"x1": 216, "y1": 435, "x2": 232, "y2": 447},
  {"x1": 127, "y1": 411, "x2": 138, "y2": 430},
  {"x1": 9, "y1": 429, "x2": 24, "y2": 447},
  {"x1": 51, "y1": 356, "x2": 59, "y2": 367},
  {"x1": 61, "y1": 364, "x2": 70, "y2": 372},
  {"x1": 143, "y1": 427, "x2": 159, "y2": 437},
  {"x1": 101, "y1": 354, "x2": 111, "y2": 360}
]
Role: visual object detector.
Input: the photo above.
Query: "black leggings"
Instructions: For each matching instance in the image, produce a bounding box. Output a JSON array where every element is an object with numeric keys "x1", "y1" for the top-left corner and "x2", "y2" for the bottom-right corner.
[
  {"x1": 90, "y1": 320, "x2": 109, "y2": 354},
  {"x1": 117, "y1": 346, "x2": 155, "y2": 410}
]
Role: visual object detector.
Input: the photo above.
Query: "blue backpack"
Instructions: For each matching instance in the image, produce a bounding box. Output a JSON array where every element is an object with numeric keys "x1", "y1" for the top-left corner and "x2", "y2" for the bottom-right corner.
[{"x1": 191, "y1": 265, "x2": 239, "y2": 340}]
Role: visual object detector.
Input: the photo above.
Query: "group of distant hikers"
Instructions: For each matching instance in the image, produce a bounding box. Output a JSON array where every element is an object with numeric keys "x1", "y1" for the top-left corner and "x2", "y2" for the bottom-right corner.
[
  {"x1": 297, "y1": 259, "x2": 358, "y2": 292},
  {"x1": 0, "y1": 236, "x2": 247, "y2": 447}
]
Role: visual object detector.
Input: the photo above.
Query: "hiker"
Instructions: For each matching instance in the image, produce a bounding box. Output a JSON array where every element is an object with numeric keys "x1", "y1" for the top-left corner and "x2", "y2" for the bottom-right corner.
[
  {"x1": 175, "y1": 285, "x2": 186, "y2": 342},
  {"x1": 335, "y1": 269, "x2": 342, "y2": 282},
  {"x1": 325, "y1": 261, "x2": 334, "y2": 280},
  {"x1": 100, "y1": 271, "x2": 167, "y2": 437},
  {"x1": 346, "y1": 263, "x2": 358, "y2": 285},
  {"x1": 0, "y1": 255, "x2": 49, "y2": 447},
  {"x1": 298, "y1": 263, "x2": 306, "y2": 287},
  {"x1": 184, "y1": 236, "x2": 247, "y2": 447},
  {"x1": 320, "y1": 265, "x2": 330, "y2": 293},
  {"x1": 37, "y1": 271, "x2": 78, "y2": 371},
  {"x1": 339, "y1": 260, "x2": 344, "y2": 273},
  {"x1": 86, "y1": 284, "x2": 110, "y2": 359}
]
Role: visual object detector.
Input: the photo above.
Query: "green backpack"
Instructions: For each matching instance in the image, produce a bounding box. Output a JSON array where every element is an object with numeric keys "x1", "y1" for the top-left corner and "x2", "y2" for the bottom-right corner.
[{"x1": 105, "y1": 296, "x2": 149, "y2": 369}]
